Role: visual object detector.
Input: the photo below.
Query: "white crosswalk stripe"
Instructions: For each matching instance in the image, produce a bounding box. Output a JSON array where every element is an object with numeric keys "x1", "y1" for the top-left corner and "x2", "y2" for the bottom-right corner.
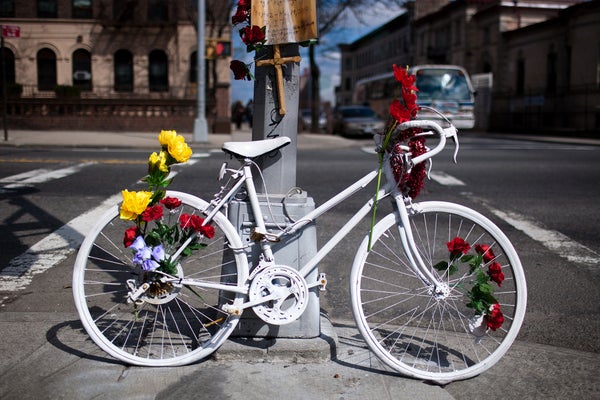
[{"x1": 0, "y1": 162, "x2": 96, "y2": 192}]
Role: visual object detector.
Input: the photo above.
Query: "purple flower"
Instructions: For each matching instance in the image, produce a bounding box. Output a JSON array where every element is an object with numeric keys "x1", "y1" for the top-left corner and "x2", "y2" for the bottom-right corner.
[{"x1": 129, "y1": 236, "x2": 164, "y2": 271}]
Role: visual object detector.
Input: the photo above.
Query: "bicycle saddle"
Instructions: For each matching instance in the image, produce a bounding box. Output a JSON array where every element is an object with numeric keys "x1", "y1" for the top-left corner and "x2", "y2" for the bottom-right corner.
[{"x1": 222, "y1": 136, "x2": 291, "y2": 158}]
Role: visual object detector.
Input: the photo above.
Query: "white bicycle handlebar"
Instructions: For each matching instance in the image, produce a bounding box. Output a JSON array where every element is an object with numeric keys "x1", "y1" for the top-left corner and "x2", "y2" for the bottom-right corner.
[{"x1": 397, "y1": 120, "x2": 459, "y2": 165}]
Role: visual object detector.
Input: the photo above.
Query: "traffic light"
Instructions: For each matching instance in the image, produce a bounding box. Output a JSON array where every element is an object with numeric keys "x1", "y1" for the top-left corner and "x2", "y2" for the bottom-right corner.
[{"x1": 206, "y1": 38, "x2": 231, "y2": 59}]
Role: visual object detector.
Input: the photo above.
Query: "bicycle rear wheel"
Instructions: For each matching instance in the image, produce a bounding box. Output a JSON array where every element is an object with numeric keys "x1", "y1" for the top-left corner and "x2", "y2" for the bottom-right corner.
[
  {"x1": 72, "y1": 191, "x2": 248, "y2": 366},
  {"x1": 351, "y1": 201, "x2": 527, "y2": 383}
]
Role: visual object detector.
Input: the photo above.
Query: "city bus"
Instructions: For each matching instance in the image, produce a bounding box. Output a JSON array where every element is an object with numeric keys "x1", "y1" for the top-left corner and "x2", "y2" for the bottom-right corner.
[{"x1": 353, "y1": 65, "x2": 476, "y2": 129}]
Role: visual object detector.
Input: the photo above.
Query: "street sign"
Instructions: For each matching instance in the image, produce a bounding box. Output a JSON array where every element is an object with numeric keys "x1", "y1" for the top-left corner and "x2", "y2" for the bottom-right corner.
[{"x1": 2, "y1": 25, "x2": 20, "y2": 38}]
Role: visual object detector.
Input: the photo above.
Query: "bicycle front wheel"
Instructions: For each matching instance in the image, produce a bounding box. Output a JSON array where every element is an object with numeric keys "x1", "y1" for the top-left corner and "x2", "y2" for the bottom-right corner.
[
  {"x1": 350, "y1": 201, "x2": 527, "y2": 383},
  {"x1": 73, "y1": 191, "x2": 248, "y2": 366}
]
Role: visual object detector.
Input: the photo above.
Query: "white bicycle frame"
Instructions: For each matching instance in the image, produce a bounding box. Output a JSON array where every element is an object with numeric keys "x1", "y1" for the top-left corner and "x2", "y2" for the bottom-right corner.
[{"x1": 159, "y1": 120, "x2": 459, "y2": 308}]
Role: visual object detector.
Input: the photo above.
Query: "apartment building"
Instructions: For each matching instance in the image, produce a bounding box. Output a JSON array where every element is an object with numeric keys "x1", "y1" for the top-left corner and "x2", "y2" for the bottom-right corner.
[
  {"x1": 337, "y1": 0, "x2": 598, "y2": 133},
  {"x1": 0, "y1": 0, "x2": 232, "y2": 132}
]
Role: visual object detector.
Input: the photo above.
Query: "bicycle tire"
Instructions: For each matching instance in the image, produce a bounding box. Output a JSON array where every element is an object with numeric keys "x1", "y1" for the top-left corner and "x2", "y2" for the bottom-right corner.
[
  {"x1": 73, "y1": 191, "x2": 249, "y2": 366},
  {"x1": 350, "y1": 201, "x2": 527, "y2": 383}
]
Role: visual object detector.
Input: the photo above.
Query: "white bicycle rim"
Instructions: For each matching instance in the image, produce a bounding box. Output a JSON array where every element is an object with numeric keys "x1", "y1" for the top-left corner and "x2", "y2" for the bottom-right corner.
[
  {"x1": 350, "y1": 201, "x2": 527, "y2": 383},
  {"x1": 73, "y1": 191, "x2": 249, "y2": 366}
]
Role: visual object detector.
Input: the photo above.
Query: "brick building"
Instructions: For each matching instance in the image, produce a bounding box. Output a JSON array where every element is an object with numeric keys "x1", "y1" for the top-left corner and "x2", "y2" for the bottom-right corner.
[
  {"x1": 337, "y1": 0, "x2": 598, "y2": 134},
  {"x1": 0, "y1": 0, "x2": 232, "y2": 133}
]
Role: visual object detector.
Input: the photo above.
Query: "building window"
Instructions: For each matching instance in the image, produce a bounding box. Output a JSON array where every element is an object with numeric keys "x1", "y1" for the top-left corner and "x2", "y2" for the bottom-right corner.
[
  {"x1": 38, "y1": 0, "x2": 58, "y2": 18},
  {"x1": 516, "y1": 55, "x2": 525, "y2": 96},
  {"x1": 0, "y1": 0, "x2": 15, "y2": 18},
  {"x1": 72, "y1": 49, "x2": 92, "y2": 91},
  {"x1": 0, "y1": 47, "x2": 15, "y2": 85},
  {"x1": 149, "y1": 49, "x2": 168, "y2": 92},
  {"x1": 114, "y1": 49, "x2": 133, "y2": 92},
  {"x1": 482, "y1": 26, "x2": 490, "y2": 45},
  {"x1": 148, "y1": 0, "x2": 168, "y2": 22},
  {"x1": 546, "y1": 50, "x2": 557, "y2": 94},
  {"x1": 113, "y1": 0, "x2": 135, "y2": 21},
  {"x1": 73, "y1": 0, "x2": 93, "y2": 18},
  {"x1": 37, "y1": 48, "x2": 57, "y2": 91},
  {"x1": 190, "y1": 51, "x2": 197, "y2": 83}
]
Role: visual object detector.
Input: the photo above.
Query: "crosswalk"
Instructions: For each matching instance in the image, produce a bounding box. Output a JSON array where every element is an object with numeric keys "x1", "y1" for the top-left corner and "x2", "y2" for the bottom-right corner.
[
  {"x1": 1, "y1": 152, "x2": 599, "y2": 305},
  {"x1": 0, "y1": 152, "x2": 209, "y2": 305}
]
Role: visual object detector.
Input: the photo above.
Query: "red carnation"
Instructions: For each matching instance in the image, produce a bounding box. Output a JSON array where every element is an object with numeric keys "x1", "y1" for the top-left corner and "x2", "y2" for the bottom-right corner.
[
  {"x1": 160, "y1": 196, "x2": 182, "y2": 210},
  {"x1": 141, "y1": 204, "x2": 164, "y2": 222},
  {"x1": 232, "y1": 7, "x2": 248, "y2": 25},
  {"x1": 447, "y1": 237, "x2": 471, "y2": 258},
  {"x1": 123, "y1": 226, "x2": 140, "y2": 248},
  {"x1": 240, "y1": 25, "x2": 265, "y2": 45},
  {"x1": 180, "y1": 213, "x2": 205, "y2": 232},
  {"x1": 475, "y1": 244, "x2": 496, "y2": 263},
  {"x1": 485, "y1": 303, "x2": 504, "y2": 331},
  {"x1": 200, "y1": 224, "x2": 215, "y2": 239},
  {"x1": 230, "y1": 60, "x2": 251, "y2": 81},
  {"x1": 487, "y1": 262, "x2": 505, "y2": 287}
]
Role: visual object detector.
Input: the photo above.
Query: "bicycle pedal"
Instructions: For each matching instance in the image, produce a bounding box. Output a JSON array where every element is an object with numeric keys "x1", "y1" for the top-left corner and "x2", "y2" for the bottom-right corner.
[{"x1": 318, "y1": 273, "x2": 327, "y2": 291}]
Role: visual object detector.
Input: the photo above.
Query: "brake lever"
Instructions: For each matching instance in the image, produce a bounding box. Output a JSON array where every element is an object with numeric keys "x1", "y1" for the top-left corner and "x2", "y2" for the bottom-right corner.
[{"x1": 442, "y1": 125, "x2": 460, "y2": 163}]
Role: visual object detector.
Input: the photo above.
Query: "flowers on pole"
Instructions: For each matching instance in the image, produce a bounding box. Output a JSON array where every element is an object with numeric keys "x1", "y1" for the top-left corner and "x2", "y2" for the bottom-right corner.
[{"x1": 229, "y1": 0, "x2": 266, "y2": 81}]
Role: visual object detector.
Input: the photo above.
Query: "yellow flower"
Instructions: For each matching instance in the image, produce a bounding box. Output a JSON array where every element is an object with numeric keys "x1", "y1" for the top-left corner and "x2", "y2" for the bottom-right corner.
[
  {"x1": 167, "y1": 135, "x2": 192, "y2": 163},
  {"x1": 158, "y1": 130, "x2": 177, "y2": 147},
  {"x1": 148, "y1": 151, "x2": 169, "y2": 174},
  {"x1": 120, "y1": 190, "x2": 152, "y2": 220}
]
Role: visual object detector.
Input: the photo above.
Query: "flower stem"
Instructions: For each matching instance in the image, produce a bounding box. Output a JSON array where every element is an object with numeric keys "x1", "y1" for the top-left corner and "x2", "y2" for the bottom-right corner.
[{"x1": 368, "y1": 121, "x2": 398, "y2": 251}]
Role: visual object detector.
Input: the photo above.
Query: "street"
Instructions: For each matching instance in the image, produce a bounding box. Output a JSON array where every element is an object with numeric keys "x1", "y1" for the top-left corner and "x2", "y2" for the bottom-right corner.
[{"x1": 0, "y1": 134, "x2": 599, "y2": 399}]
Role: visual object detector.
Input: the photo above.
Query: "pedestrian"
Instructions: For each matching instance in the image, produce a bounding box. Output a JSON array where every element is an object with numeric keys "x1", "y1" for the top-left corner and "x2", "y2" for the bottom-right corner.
[
  {"x1": 245, "y1": 100, "x2": 254, "y2": 128},
  {"x1": 232, "y1": 101, "x2": 245, "y2": 129}
]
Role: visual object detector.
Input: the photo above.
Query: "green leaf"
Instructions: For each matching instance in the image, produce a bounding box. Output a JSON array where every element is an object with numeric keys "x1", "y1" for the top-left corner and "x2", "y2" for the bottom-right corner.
[
  {"x1": 433, "y1": 261, "x2": 449, "y2": 271},
  {"x1": 461, "y1": 254, "x2": 476, "y2": 263}
]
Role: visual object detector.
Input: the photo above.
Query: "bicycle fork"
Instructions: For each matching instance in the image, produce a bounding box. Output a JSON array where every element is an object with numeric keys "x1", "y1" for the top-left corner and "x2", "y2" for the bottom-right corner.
[{"x1": 393, "y1": 195, "x2": 450, "y2": 299}]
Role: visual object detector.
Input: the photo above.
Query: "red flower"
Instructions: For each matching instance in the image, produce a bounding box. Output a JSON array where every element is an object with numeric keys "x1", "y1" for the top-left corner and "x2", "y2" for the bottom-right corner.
[
  {"x1": 232, "y1": 7, "x2": 248, "y2": 25},
  {"x1": 393, "y1": 64, "x2": 418, "y2": 92},
  {"x1": 160, "y1": 196, "x2": 182, "y2": 210},
  {"x1": 485, "y1": 303, "x2": 504, "y2": 331},
  {"x1": 230, "y1": 60, "x2": 251, "y2": 81},
  {"x1": 200, "y1": 224, "x2": 215, "y2": 239},
  {"x1": 240, "y1": 25, "x2": 265, "y2": 45},
  {"x1": 389, "y1": 99, "x2": 412, "y2": 124},
  {"x1": 179, "y1": 213, "x2": 203, "y2": 231},
  {"x1": 237, "y1": 0, "x2": 250, "y2": 10},
  {"x1": 179, "y1": 213, "x2": 215, "y2": 238},
  {"x1": 487, "y1": 262, "x2": 505, "y2": 287},
  {"x1": 475, "y1": 244, "x2": 496, "y2": 263},
  {"x1": 447, "y1": 237, "x2": 471, "y2": 258},
  {"x1": 141, "y1": 204, "x2": 164, "y2": 222},
  {"x1": 123, "y1": 226, "x2": 140, "y2": 248}
]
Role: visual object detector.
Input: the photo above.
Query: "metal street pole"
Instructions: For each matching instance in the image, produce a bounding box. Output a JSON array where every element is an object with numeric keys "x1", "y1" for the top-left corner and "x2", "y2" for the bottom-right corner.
[
  {"x1": 193, "y1": 0, "x2": 208, "y2": 142},
  {"x1": 1, "y1": 29, "x2": 8, "y2": 141}
]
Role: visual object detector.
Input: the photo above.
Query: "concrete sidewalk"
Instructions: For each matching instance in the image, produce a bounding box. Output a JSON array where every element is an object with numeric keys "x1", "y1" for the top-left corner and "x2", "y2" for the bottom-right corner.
[
  {"x1": 0, "y1": 127, "x2": 363, "y2": 151},
  {"x1": 1, "y1": 126, "x2": 599, "y2": 150}
]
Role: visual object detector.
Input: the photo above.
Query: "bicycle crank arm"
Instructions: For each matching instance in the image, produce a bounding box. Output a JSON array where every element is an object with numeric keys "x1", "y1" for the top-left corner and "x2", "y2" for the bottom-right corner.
[
  {"x1": 307, "y1": 273, "x2": 328, "y2": 291},
  {"x1": 221, "y1": 291, "x2": 284, "y2": 315}
]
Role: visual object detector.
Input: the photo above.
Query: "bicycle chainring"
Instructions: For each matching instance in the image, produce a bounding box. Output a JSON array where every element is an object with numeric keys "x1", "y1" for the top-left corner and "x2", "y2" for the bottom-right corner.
[{"x1": 248, "y1": 265, "x2": 309, "y2": 325}]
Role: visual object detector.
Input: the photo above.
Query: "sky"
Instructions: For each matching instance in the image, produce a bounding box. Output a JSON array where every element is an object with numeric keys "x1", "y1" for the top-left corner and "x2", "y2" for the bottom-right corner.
[{"x1": 230, "y1": 3, "x2": 406, "y2": 106}]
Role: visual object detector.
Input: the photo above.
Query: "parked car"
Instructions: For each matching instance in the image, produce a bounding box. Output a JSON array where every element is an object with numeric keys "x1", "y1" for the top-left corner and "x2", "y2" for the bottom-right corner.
[
  {"x1": 300, "y1": 109, "x2": 327, "y2": 131},
  {"x1": 332, "y1": 106, "x2": 384, "y2": 137}
]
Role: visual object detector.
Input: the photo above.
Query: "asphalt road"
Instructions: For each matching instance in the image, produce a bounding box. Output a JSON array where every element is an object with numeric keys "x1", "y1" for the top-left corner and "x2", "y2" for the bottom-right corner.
[{"x1": 0, "y1": 134, "x2": 599, "y2": 399}]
